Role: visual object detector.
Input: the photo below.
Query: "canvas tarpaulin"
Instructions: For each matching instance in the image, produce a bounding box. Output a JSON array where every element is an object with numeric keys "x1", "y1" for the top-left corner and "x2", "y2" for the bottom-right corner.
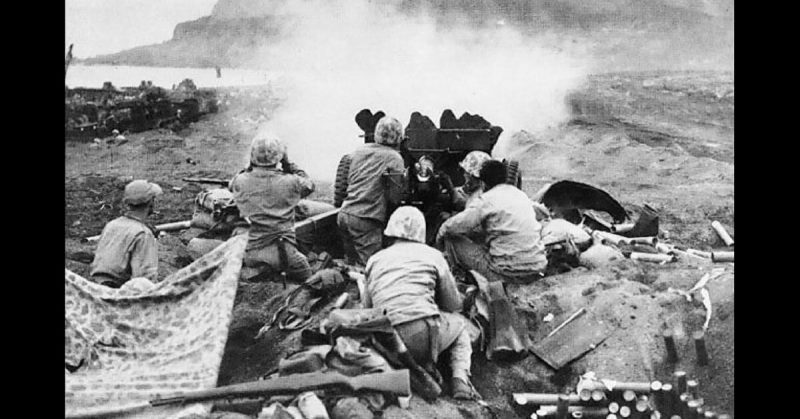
[{"x1": 65, "y1": 235, "x2": 247, "y2": 418}]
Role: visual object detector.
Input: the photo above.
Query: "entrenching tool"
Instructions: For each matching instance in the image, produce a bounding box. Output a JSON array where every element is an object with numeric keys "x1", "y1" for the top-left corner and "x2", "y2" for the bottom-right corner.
[{"x1": 547, "y1": 308, "x2": 587, "y2": 338}]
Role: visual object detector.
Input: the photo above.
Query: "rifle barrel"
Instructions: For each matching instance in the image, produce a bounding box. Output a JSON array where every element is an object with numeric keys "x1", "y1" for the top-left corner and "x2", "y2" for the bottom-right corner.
[{"x1": 150, "y1": 370, "x2": 410, "y2": 407}]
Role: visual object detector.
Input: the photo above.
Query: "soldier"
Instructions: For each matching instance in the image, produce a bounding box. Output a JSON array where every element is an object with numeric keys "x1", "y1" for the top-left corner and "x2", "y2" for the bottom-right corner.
[
  {"x1": 229, "y1": 134, "x2": 316, "y2": 281},
  {"x1": 90, "y1": 180, "x2": 162, "y2": 287},
  {"x1": 451, "y1": 150, "x2": 491, "y2": 211},
  {"x1": 364, "y1": 206, "x2": 476, "y2": 399},
  {"x1": 437, "y1": 160, "x2": 548, "y2": 284},
  {"x1": 337, "y1": 116, "x2": 405, "y2": 265}
]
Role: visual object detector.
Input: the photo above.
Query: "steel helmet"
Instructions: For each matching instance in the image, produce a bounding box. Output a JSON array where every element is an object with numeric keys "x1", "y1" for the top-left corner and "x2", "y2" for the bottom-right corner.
[
  {"x1": 374, "y1": 116, "x2": 403, "y2": 146},
  {"x1": 459, "y1": 151, "x2": 491, "y2": 178},
  {"x1": 384, "y1": 206, "x2": 426, "y2": 243},
  {"x1": 249, "y1": 134, "x2": 286, "y2": 167},
  {"x1": 123, "y1": 180, "x2": 163, "y2": 206}
]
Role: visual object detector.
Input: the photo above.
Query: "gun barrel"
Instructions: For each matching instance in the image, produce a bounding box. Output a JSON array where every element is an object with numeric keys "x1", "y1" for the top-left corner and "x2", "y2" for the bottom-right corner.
[{"x1": 182, "y1": 177, "x2": 230, "y2": 186}]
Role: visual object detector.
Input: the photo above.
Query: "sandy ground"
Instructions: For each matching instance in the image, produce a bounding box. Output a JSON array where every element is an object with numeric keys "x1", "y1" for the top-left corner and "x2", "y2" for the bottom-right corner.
[{"x1": 65, "y1": 70, "x2": 734, "y2": 417}]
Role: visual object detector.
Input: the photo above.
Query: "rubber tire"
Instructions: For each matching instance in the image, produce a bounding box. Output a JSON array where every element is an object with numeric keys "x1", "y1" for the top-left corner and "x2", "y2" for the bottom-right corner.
[
  {"x1": 504, "y1": 159, "x2": 522, "y2": 188},
  {"x1": 333, "y1": 154, "x2": 351, "y2": 208}
]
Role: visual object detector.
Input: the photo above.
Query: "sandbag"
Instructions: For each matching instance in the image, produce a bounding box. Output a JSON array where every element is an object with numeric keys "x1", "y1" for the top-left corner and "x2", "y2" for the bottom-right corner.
[
  {"x1": 187, "y1": 238, "x2": 225, "y2": 260},
  {"x1": 579, "y1": 242, "x2": 625, "y2": 268}
]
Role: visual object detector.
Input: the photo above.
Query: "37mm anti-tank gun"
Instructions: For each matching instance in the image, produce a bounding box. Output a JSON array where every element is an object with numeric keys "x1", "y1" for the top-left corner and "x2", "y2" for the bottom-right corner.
[{"x1": 334, "y1": 109, "x2": 521, "y2": 244}]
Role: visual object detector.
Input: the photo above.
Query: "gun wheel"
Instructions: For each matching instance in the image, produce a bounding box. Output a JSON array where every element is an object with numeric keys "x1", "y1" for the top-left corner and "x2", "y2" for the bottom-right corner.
[
  {"x1": 504, "y1": 159, "x2": 522, "y2": 188},
  {"x1": 333, "y1": 154, "x2": 351, "y2": 208}
]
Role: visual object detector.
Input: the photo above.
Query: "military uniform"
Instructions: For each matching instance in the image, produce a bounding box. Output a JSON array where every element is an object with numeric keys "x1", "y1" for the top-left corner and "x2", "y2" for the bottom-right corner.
[
  {"x1": 90, "y1": 214, "x2": 159, "y2": 287},
  {"x1": 230, "y1": 135, "x2": 316, "y2": 281},
  {"x1": 338, "y1": 117, "x2": 405, "y2": 266},
  {"x1": 439, "y1": 183, "x2": 547, "y2": 284},
  {"x1": 364, "y1": 206, "x2": 475, "y2": 399}
]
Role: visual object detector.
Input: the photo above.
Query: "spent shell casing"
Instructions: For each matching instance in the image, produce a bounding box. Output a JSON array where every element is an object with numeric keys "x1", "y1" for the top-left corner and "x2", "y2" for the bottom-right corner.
[
  {"x1": 686, "y1": 380, "x2": 699, "y2": 399},
  {"x1": 662, "y1": 330, "x2": 679, "y2": 363},
  {"x1": 673, "y1": 371, "x2": 687, "y2": 394},
  {"x1": 609, "y1": 402, "x2": 620, "y2": 413},
  {"x1": 693, "y1": 331, "x2": 710, "y2": 365},
  {"x1": 623, "y1": 390, "x2": 637, "y2": 403}
]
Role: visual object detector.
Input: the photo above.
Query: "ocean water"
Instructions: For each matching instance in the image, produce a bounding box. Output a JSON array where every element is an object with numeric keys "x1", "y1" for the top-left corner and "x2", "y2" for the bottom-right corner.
[{"x1": 65, "y1": 64, "x2": 279, "y2": 89}]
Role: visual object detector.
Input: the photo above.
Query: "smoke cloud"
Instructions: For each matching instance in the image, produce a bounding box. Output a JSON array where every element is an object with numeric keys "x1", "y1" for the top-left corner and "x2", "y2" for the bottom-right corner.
[{"x1": 245, "y1": 0, "x2": 591, "y2": 180}]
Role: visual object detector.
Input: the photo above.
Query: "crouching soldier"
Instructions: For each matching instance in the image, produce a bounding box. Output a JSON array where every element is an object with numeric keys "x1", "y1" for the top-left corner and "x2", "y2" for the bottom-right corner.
[
  {"x1": 90, "y1": 180, "x2": 162, "y2": 288},
  {"x1": 437, "y1": 160, "x2": 547, "y2": 284},
  {"x1": 363, "y1": 206, "x2": 476, "y2": 399},
  {"x1": 230, "y1": 134, "x2": 315, "y2": 281}
]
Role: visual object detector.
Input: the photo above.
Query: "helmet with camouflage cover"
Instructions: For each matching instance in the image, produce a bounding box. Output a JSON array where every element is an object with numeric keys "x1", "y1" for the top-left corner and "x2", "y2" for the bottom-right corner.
[
  {"x1": 459, "y1": 151, "x2": 491, "y2": 178},
  {"x1": 374, "y1": 116, "x2": 403, "y2": 146},
  {"x1": 383, "y1": 206, "x2": 426, "y2": 243},
  {"x1": 249, "y1": 133, "x2": 286, "y2": 167}
]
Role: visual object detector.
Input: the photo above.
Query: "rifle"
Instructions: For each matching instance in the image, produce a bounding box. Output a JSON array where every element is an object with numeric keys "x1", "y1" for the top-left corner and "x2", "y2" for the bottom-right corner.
[
  {"x1": 85, "y1": 220, "x2": 191, "y2": 242},
  {"x1": 182, "y1": 177, "x2": 230, "y2": 187},
  {"x1": 151, "y1": 370, "x2": 410, "y2": 406},
  {"x1": 65, "y1": 370, "x2": 410, "y2": 419}
]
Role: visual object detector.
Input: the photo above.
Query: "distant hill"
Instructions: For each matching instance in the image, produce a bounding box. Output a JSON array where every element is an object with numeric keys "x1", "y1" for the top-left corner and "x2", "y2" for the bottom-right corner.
[{"x1": 83, "y1": 0, "x2": 733, "y2": 69}]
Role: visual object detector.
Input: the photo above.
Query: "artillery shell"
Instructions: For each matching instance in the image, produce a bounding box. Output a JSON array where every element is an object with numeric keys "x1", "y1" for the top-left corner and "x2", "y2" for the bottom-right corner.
[
  {"x1": 609, "y1": 402, "x2": 620, "y2": 413},
  {"x1": 673, "y1": 371, "x2": 687, "y2": 395},
  {"x1": 659, "y1": 384, "x2": 675, "y2": 417},
  {"x1": 686, "y1": 380, "x2": 699, "y2": 399},
  {"x1": 710, "y1": 252, "x2": 734, "y2": 263},
  {"x1": 686, "y1": 249, "x2": 712, "y2": 259},
  {"x1": 557, "y1": 394, "x2": 571, "y2": 419},
  {"x1": 592, "y1": 390, "x2": 607, "y2": 402},
  {"x1": 630, "y1": 252, "x2": 675, "y2": 263},
  {"x1": 611, "y1": 223, "x2": 635, "y2": 233},
  {"x1": 703, "y1": 411, "x2": 716, "y2": 418},
  {"x1": 628, "y1": 237, "x2": 659, "y2": 246},
  {"x1": 710, "y1": 221, "x2": 734, "y2": 246},
  {"x1": 650, "y1": 381, "x2": 662, "y2": 393},
  {"x1": 622, "y1": 390, "x2": 636, "y2": 403},
  {"x1": 619, "y1": 406, "x2": 631, "y2": 418},
  {"x1": 693, "y1": 331, "x2": 710, "y2": 365},
  {"x1": 663, "y1": 330, "x2": 679, "y2": 363},
  {"x1": 686, "y1": 400, "x2": 700, "y2": 419},
  {"x1": 607, "y1": 415, "x2": 618, "y2": 419},
  {"x1": 580, "y1": 389, "x2": 593, "y2": 402}
]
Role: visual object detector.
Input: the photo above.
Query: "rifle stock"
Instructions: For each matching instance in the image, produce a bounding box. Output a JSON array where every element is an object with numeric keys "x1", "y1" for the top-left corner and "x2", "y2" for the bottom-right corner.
[{"x1": 151, "y1": 370, "x2": 410, "y2": 406}]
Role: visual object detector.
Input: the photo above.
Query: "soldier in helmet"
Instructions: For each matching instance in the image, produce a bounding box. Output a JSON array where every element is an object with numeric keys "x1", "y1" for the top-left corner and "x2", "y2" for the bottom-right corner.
[
  {"x1": 90, "y1": 180, "x2": 162, "y2": 288},
  {"x1": 437, "y1": 160, "x2": 547, "y2": 284},
  {"x1": 337, "y1": 116, "x2": 405, "y2": 266},
  {"x1": 451, "y1": 150, "x2": 491, "y2": 211},
  {"x1": 229, "y1": 133, "x2": 316, "y2": 281},
  {"x1": 364, "y1": 206, "x2": 477, "y2": 399}
]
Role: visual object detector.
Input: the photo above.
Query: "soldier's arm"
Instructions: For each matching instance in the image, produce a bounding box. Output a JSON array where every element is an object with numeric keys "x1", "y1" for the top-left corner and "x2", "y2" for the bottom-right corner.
[
  {"x1": 437, "y1": 205, "x2": 483, "y2": 240},
  {"x1": 435, "y1": 257, "x2": 463, "y2": 312},
  {"x1": 130, "y1": 231, "x2": 159, "y2": 282}
]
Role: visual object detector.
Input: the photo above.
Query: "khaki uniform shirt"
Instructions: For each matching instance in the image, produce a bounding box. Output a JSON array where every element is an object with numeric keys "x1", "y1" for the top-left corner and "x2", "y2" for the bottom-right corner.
[
  {"x1": 440, "y1": 184, "x2": 547, "y2": 273},
  {"x1": 364, "y1": 241, "x2": 462, "y2": 327},
  {"x1": 229, "y1": 166, "x2": 314, "y2": 248},
  {"x1": 90, "y1": 215, "x2": 159, "y2": 286},
  {"x1": 341, "y1": 143, "x2": 404, "y2": 223}
]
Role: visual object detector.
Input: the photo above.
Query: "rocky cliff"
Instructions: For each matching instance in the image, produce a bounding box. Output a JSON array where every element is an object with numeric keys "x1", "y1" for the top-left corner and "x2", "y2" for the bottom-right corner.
[{"x1": 83, "y1": 0, "x2": 733, "y2": 69}]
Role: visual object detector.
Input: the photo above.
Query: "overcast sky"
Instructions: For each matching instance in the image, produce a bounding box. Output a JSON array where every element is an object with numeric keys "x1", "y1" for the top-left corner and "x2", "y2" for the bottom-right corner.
[{"x1": 65, "y1": 0, "x2": 218, "y2": 58}]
